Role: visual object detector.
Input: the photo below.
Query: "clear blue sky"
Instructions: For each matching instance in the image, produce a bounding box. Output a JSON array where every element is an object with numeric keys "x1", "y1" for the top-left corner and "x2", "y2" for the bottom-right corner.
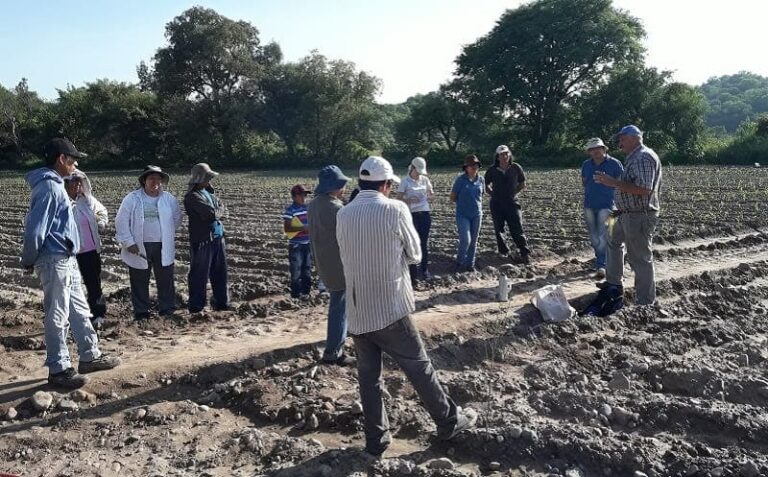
[{"x1": 2, "y1": 0, "x2": 767, "y2": 104}]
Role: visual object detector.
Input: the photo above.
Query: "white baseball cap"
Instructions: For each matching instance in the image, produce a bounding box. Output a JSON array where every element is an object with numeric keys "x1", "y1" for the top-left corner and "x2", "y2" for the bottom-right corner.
[
  {"x1": 495, "y1": 144, "x2": 511, "y2": 155},
  {"x1": 359, "y1": 156, "x2": 400, "y2": 183},
  {"x1": 585, "y1": 137, "x2": 607, "y2": 151},
  {"x1": 410, "y1": 156, "x2": 428, "y2": 175}
]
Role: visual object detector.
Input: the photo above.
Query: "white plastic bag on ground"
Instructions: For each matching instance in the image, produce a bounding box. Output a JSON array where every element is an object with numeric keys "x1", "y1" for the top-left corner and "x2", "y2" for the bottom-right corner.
[{"x1": 531, "y1": 284, "x2": 576, "y2": 322}]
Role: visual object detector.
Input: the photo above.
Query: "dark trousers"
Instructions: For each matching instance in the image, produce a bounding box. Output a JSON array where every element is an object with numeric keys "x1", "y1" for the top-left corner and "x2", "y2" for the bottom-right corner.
[
  {"x1": 75, "y1": 250, "x2": 107, "y2": 318},
  {"x1": 188, "y1": 237, "x2": 229, "y2": 312},
  {"x1": 288, "y1": 242, "x2": 312, "y2": 297},
  {"x1": 489, "y1": 200, "x2": 530, "y2": 256},
  {"x1": 353, "y1": 316, "x2": 458, "y2": 452},
  {"x1": 128, "y1": 242, "x2": 176, "y2": 316},
  {"x1": 409, "y1": 211, "x2": 431, "y2": 281}
]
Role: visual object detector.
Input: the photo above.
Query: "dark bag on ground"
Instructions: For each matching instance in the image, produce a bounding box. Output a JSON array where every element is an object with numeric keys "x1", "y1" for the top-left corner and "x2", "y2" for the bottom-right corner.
[{"x1": 580, "y1": 285, "x2": 624, "y2": 317}]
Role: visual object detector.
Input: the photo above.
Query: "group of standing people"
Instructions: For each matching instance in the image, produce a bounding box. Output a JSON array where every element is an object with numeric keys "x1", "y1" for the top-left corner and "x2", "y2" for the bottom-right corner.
[
  {"x1": 450, "y1": 144, "x2": 531, "y2": 272},
  {"x1": 22, "y1": 138, "x2": 231, "y2": 388},
  {"x1": 21, "y1": 122, "x2": 661, "y2": 451},
  {"x1": 295, "y1": 156, "x2": 478, "y2": 457}
]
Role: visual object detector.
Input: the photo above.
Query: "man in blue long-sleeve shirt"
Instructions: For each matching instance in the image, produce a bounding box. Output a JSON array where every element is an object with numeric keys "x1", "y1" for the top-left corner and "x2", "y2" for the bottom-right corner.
[{"x1": 21, "y1": 138, "x2": 120, "y2": 389}]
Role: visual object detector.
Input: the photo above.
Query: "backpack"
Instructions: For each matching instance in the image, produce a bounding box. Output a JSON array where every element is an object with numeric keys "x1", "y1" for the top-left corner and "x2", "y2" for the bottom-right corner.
[{"x1": 580, "y1": 285, "x2": 624, "y2": 317}]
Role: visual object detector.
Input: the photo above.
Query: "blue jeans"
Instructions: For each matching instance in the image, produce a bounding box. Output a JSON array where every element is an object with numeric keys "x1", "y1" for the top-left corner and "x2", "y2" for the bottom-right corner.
[
  {"x1": 35, "y1": 254, "x2": 101, "y2": 374},
  {"x1": 288, "y1": 242, "x2": 312, "y2": 297},
  {"x1": 456, "y1": 214, "x2": 481, "y2": 268},
  {"x1": 188, "y1": 237, "x2": 229, "y2": 312},
  {"x1": 583, "y1": 208, "x2": 612, "y2": 268},
  {"x1": 323, "y1": 289, "x2": 348, "y2": 360}
]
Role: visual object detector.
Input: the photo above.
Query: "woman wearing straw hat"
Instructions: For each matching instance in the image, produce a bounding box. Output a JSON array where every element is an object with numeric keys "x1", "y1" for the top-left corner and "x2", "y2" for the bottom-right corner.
[
  {"x1": 397, "y1": 157, "x2": 434, "y2": 283},
  {"x1": 115, "y1": 166, "x2": 182, "y2": 320}
]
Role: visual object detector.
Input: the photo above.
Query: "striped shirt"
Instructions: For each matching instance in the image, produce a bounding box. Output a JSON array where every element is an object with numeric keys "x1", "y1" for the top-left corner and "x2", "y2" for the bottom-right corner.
[
  {"x1": 615, "y1": 144, "x2": 662, "y2": 212},
  {"x1": 336, "y1": 190, "x2": 422, "y2": 335},
  {"x1": 282, "y1": 203, "x2": 310, "y2": 244}
]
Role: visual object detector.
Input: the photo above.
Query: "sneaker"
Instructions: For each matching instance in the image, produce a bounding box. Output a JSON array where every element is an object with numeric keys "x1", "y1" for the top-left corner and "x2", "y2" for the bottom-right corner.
[
  {"x1": 440, "y1": 407, "x2": 478, "y2": 440},
  {"x1": 78, "y1": 354, "x2": 122, "y2": 374},
  {"x1": 91, "y1": 316, "x2": 105, "y2": 331},
  {"x1": 595, "y1": 268, "x2": 606, "y2": 279},
  {"x1": 48, "y1": 368, "x2": 89, "y2": 389}
]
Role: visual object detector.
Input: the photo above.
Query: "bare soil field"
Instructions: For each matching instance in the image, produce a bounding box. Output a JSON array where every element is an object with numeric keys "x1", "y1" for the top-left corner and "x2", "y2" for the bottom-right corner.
[{"x1": 1, "y1": 166, "x2": 768, "y2": 477}]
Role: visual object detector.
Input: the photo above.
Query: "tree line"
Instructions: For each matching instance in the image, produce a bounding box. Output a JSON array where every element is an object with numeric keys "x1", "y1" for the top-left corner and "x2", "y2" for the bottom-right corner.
[{"x1": 2, "y1": 0, "x2": 767, "y2": 171}]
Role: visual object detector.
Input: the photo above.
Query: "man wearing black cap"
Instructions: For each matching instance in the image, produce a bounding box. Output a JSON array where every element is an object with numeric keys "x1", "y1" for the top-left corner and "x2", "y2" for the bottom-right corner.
[{"x1": 21, "y1": 138, "x2": 121, "y2": 388}]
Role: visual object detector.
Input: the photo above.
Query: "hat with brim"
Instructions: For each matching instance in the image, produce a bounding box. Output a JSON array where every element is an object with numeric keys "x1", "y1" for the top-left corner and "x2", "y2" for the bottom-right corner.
[
  {"x1": 45, "y1": 138, "x2": 88, "y2": 161},
  {"x1": 410, "y1": 157, "x2": 428, "y2": 175},
  {"x1": 139, "y1": 165, "x2": 170, "y2": 185},
  {"x1": 359, "y1": 156, "x2": 400, "y2": 184},
  {"x1": 315, "y1": 165, "x2": 352, "y2": 194},
  {"x1": 585, "y1": 137, "x2": 607, "y2": 151},
  {"x1": 188, "y1": 163, "x2": 219, "y2": 185},
  {"x1": 616, "y1": 124, "x2": 643, "y2": 138},
  {"x1": 291, "y1": 184, "x2": 312, "y2": 196},
  {"x1": 463, "y1": 154, "x2": 481, "y2": 170}
]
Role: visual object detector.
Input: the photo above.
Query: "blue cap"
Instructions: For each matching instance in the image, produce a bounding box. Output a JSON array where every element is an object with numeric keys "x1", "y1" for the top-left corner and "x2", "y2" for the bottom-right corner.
[
  {"x1": 617, "y1": 124, "x2": 643, "y2": 137},
  {"x1": 315, "y1": 165, "x2": 351, "y2": 194}
]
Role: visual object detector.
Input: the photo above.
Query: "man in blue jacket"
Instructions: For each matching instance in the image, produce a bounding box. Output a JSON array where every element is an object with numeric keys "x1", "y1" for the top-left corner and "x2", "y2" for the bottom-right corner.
[{"x1": 21, "y1": 138, "x2": 121, "y2": 389}]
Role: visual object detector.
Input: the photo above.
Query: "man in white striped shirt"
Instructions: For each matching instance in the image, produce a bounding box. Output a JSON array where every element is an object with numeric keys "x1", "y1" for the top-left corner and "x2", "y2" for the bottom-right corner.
[{"x1": 337, "y1": 156, "x2": 477, "y2": 457}]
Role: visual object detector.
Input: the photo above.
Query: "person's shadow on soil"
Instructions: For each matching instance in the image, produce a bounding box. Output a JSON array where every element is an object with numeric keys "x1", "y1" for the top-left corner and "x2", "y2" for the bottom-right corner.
[{"x1": 0, "y1": 378, "x2": 47, "y2": 405}]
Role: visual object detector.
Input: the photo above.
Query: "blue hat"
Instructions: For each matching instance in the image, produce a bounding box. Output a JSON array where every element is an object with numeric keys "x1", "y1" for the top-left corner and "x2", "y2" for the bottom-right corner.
[
  {"x1": 617, "y1": 124, "x2": 643, "y2": 137},
  {"x1": 315, "y1": 165, "x2": 351, "y2": 194}
]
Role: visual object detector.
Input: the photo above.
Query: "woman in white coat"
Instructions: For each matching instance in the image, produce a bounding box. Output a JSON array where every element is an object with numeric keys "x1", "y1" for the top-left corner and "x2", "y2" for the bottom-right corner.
[
  {"x1": 64, "y1": 170, "x2": 108, "y2": 330},
  {"x1": 115, "y1": 166, "x2": 181, "y2": 320}
]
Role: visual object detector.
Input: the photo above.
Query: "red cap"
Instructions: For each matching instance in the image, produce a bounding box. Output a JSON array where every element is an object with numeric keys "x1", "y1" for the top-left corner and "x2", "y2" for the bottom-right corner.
[{"x1": 291, "y1": 184, "x2": 311, "y2": 196}]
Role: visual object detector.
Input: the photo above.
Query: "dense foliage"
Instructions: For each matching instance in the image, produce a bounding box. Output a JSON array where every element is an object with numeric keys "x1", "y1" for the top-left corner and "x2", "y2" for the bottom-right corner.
[{"x1": 0, "y1": 2, "x2": 764, "y2": 170}]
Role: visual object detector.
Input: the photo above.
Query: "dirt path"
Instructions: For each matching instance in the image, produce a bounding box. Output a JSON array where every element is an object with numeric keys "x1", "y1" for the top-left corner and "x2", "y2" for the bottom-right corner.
[{"x1": 3, "y1": 231, "x2": 766, "y2": 404}]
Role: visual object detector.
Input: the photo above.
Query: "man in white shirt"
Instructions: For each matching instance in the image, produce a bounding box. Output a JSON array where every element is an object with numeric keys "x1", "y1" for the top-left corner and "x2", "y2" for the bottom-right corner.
[{"x1": 336, "y1": 156, "x2": 477, "y2": 457}]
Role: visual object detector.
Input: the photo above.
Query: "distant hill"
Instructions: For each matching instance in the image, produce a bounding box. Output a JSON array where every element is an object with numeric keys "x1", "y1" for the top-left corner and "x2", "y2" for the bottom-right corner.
[{"x1": 699, "y1": 71, "x2": 768, "y2": 133}]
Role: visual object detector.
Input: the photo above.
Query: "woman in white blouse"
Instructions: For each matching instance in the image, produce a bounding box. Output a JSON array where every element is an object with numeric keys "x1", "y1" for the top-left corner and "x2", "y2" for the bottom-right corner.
[{"x1": 397, "y1": 157, "x2": 434, "y2": 284}]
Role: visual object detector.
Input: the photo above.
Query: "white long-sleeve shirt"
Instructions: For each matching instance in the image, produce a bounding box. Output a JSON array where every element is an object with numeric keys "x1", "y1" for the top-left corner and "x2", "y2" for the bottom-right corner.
[
  {"x1": 336, "y1": 190, "x2": 421, "y2": 334},
  {"x1": 115, "y1": 189, "x2": 181, "y2": 269}
]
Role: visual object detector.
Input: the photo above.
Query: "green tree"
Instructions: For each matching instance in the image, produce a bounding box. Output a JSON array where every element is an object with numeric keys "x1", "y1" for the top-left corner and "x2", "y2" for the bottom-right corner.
[
  {"x1": 575, "y1": 66, "x2": 670, "y2": 141},
  {"x1": 456, "y1": 0, "x2": 644, "y2": 147},
  {"x1": 396, "y1": 80, "x2": 481, "y2": 156},
  {"x1": 699, "y1": 72, "x2": 768, "y2": 133},
  {"x1": 261, "y1": 52, "x2": 381, "y2": 164},
  {"x1": 143, "y1": 6, "x2": 281, "y2": 161},
  {"x1": 52, "y1": 80, "x2": 163, "y2": 166},
  {"x1": 0, "y1": 79, "x2": 47, "y2": 165},
  {"x1": 575, "y1": 66, "x2": 707, "y2": 160}
]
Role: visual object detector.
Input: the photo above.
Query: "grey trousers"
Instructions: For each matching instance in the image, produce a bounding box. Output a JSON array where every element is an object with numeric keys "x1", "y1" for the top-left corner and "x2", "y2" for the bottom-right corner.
[
  {"x1": 606, "y1": 211, "x2": 659, "y2": 305},
  {"x1": 352, "y1": 315, "x2": 458, "y2": 452},
  {"x1": 128, "y1": 242, "x2": 176, "y2": 316}
]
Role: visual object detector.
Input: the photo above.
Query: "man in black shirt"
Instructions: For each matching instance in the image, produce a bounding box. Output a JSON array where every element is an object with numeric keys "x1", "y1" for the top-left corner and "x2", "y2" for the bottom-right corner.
[{"x1": 484, "y1": 145, "x2": 531, "y2": 264}]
